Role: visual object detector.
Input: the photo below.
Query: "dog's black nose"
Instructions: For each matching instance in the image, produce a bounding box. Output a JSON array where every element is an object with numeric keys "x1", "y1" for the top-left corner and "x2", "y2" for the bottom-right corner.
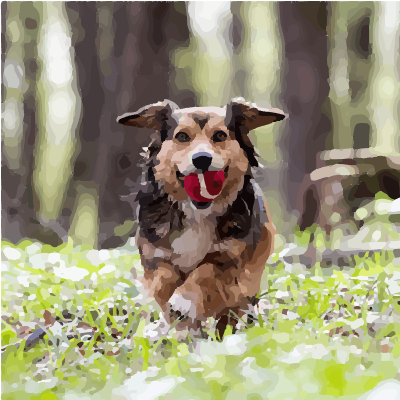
[{"x1": 192, "y1": 152, "x2": 212, "y2": 172}]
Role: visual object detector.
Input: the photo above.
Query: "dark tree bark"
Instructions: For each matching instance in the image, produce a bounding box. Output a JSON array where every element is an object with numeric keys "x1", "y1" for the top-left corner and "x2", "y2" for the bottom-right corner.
[
  {"x1": 224, "y1": 2, "x2": 335, "y2": 240},
  {"x1": 65, "y1": 2, "x2": 196, "y2": 249},
  {"x1": 367, "y1": 2, "x2": 400, "y2": 155},
  {"x1": 2, "y1": 2, "x2": 196, "y2": 248},
  {"x1": 1, "y1": 2, "x2": 46, "y2": 244},
  {"x1": 279, "y1": 2, "x2": 331, "y2": 234},
  {"x1": 229, "y1": 2, "x2": 290, "y2": 237},
  {"x1": 6, "y1": 2, "x2": 394, "y2": 249}
]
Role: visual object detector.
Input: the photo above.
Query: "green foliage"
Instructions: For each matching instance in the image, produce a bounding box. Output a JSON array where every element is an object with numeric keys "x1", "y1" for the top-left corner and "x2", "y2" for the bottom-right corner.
[
  {"x1": 2, "y1": 240, "x2": 400, "y2": 399},
  {"x1": 375, "y1": 191, "x2": 394, "y2": 201},
  {"x1": 294, "y1": 224, "x2": 317, "y2": 246}
]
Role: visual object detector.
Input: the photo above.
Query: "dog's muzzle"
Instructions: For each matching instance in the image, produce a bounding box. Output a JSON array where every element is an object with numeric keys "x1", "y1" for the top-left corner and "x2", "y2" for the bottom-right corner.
[{"x1": 176, "y1": 150, "x2": 229, "y2": 209}]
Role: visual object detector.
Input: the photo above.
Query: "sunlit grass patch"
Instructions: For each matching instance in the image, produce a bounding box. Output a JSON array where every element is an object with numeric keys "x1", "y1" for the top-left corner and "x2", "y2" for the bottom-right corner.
[{"x1": 2, "y1": 240, "x2": 400, "y2": 399}]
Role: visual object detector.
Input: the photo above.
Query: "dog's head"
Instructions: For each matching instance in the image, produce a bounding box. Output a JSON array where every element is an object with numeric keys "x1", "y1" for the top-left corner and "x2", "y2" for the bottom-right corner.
[{"x1": 117, "y1": 98, "x2": 287, "y2": 209}]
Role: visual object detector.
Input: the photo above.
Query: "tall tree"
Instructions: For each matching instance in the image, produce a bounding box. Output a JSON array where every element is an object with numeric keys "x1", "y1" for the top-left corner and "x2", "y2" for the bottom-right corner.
[
  {"x1": 232, "y1": 2, "x2": 288, "y2": 236},
  {"x1": 2, "y1": 2, "x2": 43, "y2": 244},
  {"x1": 326, "y1": 3, "x2": 354, "y2": 149},
  {"x1": 279, "y1": 2, "x2": 331, "y2": 236},
  {"x1": 31, "y1": 2, "x2": 82, "y2": 243},
  {"x1": 66, "y1": 2, "x2": 195, "y2": 248},
  {"x1": 184, "y1": 1, "x2": 233, "y2": 107},
  {"x1": 368, "y1": 2, "x2": 400, "y2": 155},
  {"x1": 2, "y1": 2, "x2": 196, "y2": 248},
  {"x1": 326, "y1": 3, "x2": 375, "y2": 151}
]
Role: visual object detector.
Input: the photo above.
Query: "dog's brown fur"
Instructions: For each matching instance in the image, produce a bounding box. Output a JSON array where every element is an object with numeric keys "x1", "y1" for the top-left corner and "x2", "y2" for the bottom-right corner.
[{"x1": 118, "y1": 99, "x2": 286, "y2": 338}]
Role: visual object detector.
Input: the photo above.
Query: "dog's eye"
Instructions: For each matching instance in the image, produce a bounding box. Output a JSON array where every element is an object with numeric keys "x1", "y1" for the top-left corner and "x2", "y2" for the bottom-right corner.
[
  {"x1": 175, "y1": 132, "x2": 191, "y2": 143},
  {"x1": 212, "y1": 131, "x2": 227, "y2": 143}
]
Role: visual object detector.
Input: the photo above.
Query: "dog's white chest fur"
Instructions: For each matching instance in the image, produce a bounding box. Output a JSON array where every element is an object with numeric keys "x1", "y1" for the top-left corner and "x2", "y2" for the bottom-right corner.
[
  {"x1": 170, "y1": 216, "x2": 215, "y2": 272},
  {"x1": 139, "y1": 201, "x2": 231, "y2": 272}
]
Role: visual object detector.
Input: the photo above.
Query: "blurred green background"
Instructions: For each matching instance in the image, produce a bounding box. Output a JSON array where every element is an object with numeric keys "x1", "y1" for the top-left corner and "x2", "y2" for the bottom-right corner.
[{"x1": 2, "y1": 1, "x2": 400, "y2": 252}]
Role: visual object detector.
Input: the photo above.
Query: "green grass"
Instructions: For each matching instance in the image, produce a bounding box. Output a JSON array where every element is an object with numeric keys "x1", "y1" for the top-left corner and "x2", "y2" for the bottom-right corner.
[{"x1": 2, "y1": 239, "x2": 400, "y2": 399}]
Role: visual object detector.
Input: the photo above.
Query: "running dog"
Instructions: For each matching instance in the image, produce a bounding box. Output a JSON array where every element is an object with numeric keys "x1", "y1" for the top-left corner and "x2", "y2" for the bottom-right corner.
[{"x1": 117, "y1": 98, "x2": 287, "y2": 339}]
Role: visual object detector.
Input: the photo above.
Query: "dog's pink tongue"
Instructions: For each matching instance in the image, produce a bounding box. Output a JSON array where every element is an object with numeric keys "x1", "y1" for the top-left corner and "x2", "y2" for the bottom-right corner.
[{"x1": 184, "y1": 170, "x2": 225, "y2": 202}]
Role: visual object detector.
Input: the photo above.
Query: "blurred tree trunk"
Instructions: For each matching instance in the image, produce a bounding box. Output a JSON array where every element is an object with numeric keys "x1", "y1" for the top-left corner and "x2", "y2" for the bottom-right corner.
[
  {"x1": 175, "y1": 2, "x2": 233, "y2": 107},
  {"x1": 31, "y1": 2, "x2": 82, "y2": 243},
  {"x1": 65, "y1": 2, "x2": 195, "y2": 249},
  {"x1": 294, "y1": 2, "x2": 400, "y2": 246},
  {"x1": 2, "y1": 2, "x2": 197, "y2": 248},
  {"x1": 8, "y1": 2, "x2": 395, "y2": 249},
  {"x1": 230, "y1": 2, "x2": 246, "y2": 99},
  {"x1": 326, "y1": 3, "x2": 376, "y2": 151},
  {"x1": 230, "y1": 2, "x2": 330, "y2": 241},
  {"x1": 2, "y1": 2, "x2": 27, "y2": 174},
  {"x1": 368, "y1": 2, "x2": 400, "y2": 155},
  {"x1": 234, "y1": 2, "x2": 288, "y2": 237},
  {"x1": 326, "y1": 3, "x2": 354, "y2": 149},
  {"x1": 0, "y1": 3, "x2": 5, "y2": 68},
  {"x1": 279, "y1": 2, "x2": 331, "y2": 237},
  {"x1": 1, "y1": 2, "x2": 43, "y2": 244},
  {"x1": 64, "y1": 1, "x2": 109, "y2": 248}
]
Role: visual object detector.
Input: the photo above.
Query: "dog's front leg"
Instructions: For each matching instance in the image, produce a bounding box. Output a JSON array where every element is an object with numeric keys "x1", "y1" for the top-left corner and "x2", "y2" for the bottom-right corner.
[
  {"x1": 168, "y1": 261, "x2": 267, "y2": 335},
  {"x1": 168, "y1": 263, "x2": 242, "y2": 323},
  {"x1": 141, "y1": 262, "x2": 182, "y2": 341},
  {"x1": 141, "y1": 262, "x2": 181, "y2": 312}
]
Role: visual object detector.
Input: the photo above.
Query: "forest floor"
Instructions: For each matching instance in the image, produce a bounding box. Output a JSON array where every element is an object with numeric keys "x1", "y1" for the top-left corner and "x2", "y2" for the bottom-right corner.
[{"x1": 1, "y1": 234, "x2": 400, "y2": 400}]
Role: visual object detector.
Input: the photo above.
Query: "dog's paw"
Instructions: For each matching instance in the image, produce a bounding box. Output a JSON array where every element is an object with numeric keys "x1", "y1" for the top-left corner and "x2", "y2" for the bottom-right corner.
[
  {"x1": 143, "y1": 318, "x2": 170, "y2": 342},
  {"x1": 168, "y1": 293, "x2": 197, "y2": 322}
]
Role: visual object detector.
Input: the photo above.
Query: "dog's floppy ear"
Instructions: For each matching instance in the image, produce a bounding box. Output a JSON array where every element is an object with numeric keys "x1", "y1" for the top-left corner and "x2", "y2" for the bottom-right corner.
[
  {"x1": 225, "y1": 97, "x2": 287, "y2": 132},
  {"x1": 225, "y1": 98, "x2": 287, "y2": 167},
  {"x1": 117, "y1": 100, "x2": 178, "y2": 130}
]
